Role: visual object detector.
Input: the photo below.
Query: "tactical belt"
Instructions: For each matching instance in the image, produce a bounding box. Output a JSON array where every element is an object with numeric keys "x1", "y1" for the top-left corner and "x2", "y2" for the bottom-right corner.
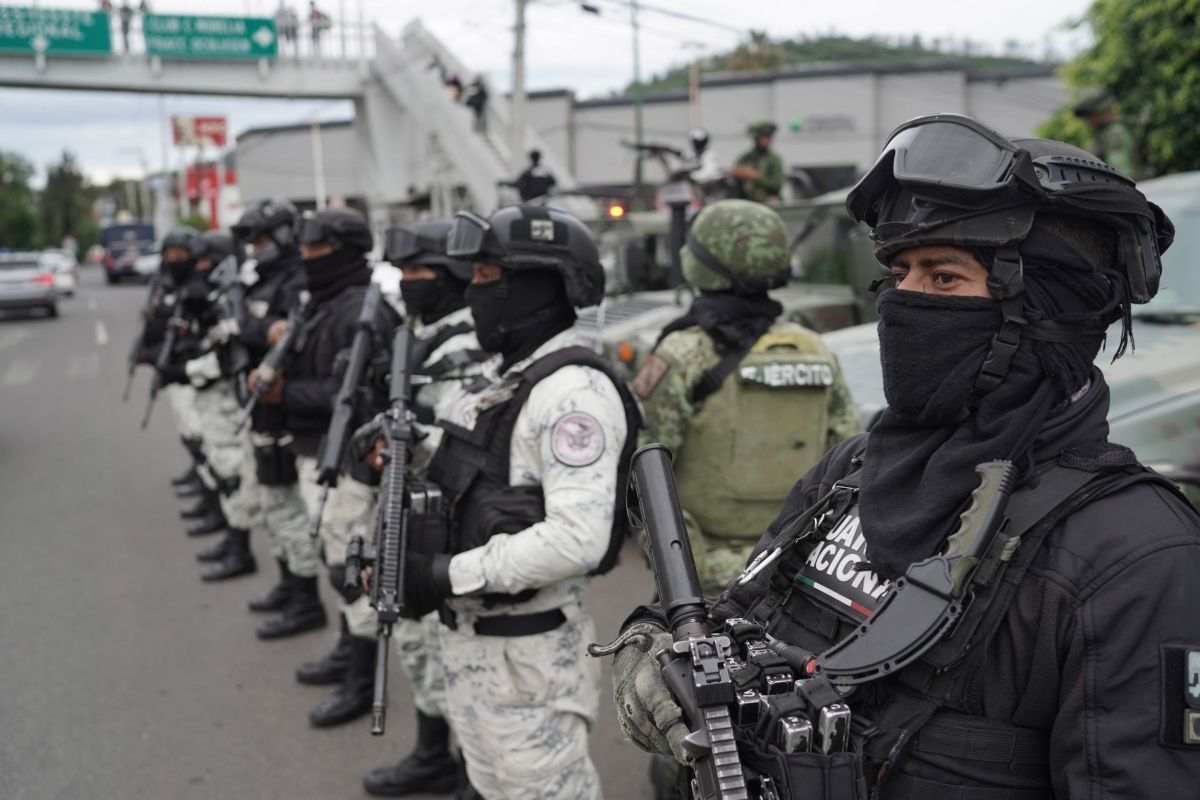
[
  {"x1": 456, "y1": 608, "x2": 567, "y2": 637},
  {"x1": 886, "y1": 774, "x2": 1052, "y2": 800}
]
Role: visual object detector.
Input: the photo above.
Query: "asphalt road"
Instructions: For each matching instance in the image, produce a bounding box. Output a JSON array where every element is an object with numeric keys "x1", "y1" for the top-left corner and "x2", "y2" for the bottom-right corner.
[{"x1": 0, "y1": 268, "x2": 657, "y2": 800}]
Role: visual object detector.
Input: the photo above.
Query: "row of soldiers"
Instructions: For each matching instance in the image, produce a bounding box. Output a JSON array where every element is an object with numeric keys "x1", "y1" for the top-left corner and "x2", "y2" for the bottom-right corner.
[{"x1": 132, "y1": 192, "x2": 858, "y2": 798}]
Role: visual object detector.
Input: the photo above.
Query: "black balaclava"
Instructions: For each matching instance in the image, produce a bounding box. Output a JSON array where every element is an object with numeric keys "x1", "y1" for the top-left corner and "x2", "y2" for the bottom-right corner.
[
  {"x1": 164, "y1": 256, "x2": 196, "y2": 285},
  {"x1": 466, "y1": 267, "x2": 576, "y2": 370},
  {"x1": 656, "y1": 291, "x2": 782, "y2": 355},
  {"x1": 303, "y1": 245, "x2": 371, "y2": 304},
  {"x1": 857, "y1": 223, "x2": 1125, "y2": 581},
  {"x1": 401, "y1": 267, "x2": 469, "y2": 326}
]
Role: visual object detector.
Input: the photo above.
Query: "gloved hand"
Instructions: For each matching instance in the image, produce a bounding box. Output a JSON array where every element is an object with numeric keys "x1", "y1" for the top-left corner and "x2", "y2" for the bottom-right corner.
[
  {"x1": 204, "y1": 317, "x2": 240, "y2": 346},
  {"x1": 185, "y1": 352, "x2": 223, "y2": 388},
  {"x1": 612, "y1": 623, "x2": 690, "y2": 765},
  {"x1": 401, "y1": 552, "x2": 453, "y2": 617}
]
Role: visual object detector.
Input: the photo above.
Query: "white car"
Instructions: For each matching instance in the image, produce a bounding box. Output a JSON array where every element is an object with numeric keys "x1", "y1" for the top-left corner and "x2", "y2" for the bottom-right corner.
[
  {"x1": 41, "y1": 251, "x2": 78, "y2": 296},
  {"x1": 133, "y1": 241, "x2": 162, "y2": 280}
]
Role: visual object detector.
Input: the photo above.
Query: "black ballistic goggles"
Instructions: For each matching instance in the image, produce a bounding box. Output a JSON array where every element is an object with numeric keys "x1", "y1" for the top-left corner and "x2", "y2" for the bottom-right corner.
[
  {"x1": 445, "y1": 211, "x2": 497, "y2": 260},
  {"x1": 847, "y1": 114, "x2": 1049, "y2": 223},
  {"x1": 385, "y1": 229, "x2": 444, "y2": 264}
]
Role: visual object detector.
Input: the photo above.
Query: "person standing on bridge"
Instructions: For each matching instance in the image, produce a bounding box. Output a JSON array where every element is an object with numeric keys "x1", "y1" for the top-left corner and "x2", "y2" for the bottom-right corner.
[
  {"x1": 118, "y1": 0, "x2": 134, "y2": 53},
  {"x1": 308, "y1": 1, "x2": 330, "y2": 56}
]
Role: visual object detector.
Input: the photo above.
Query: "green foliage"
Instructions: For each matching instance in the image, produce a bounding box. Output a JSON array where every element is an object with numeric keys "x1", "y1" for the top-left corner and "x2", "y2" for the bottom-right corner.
[
  {"x1": 40, "y1": 151, "x2": 96, "y2": 249},
  {"x1": 1057, "y1": 0, "x2": 1200, "y2": 176},
  {"x1": 630, "y1": 33, "x2": 1046, "y2": 96},
  {"x1": 178, "y1": 213, "x2": 211, "y2": 232},
  {"x1": 1036, "y1": 104, "x2": 1093, "y2": 150},
  {"x1": 0, "y1": 151, "x2": 41, "y2": 249}
]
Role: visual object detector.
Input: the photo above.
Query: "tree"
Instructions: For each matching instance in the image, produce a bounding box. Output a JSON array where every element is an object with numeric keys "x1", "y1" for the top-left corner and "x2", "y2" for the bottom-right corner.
[
  {"x1": 41, "y1": 151, "x2": 95, "y2": 249},
  {"x1": 1052, "y1": 0, "x2": 1200, "y2": 176},
  {"x1": 0, "y1": 151, "x2": 40, "y2": 249}
]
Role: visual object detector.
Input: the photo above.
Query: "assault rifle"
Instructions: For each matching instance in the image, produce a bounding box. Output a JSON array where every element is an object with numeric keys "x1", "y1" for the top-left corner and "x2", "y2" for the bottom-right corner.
[
  {"x1": 344, "y1": 327, "x2": 415, "y2": 736},
  {"x1": 234, "y1": 290, "x2": 313, "y2": 433},
  {"x1": 626, "y1": 443, "x2": 751, "y2": 800},
  {"x1": 207, "y1": 256, "x2": 252, "y2": 396},
  {"x1": 141, "y1": 292, "x2": 187, "y2": 430},
  {"x1": 310, "y1": 282, "x2": 383, "y2": 539},
  {"x1": 123, "y1": 271, "x2": 162, "y2": 402}
]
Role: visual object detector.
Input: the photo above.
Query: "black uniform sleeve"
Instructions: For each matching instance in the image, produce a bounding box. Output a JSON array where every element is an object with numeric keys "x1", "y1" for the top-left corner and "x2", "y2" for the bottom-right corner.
[
  {"x1": 240, "y1": 270, "x2": 306, "y2": 352},
  {"x1": 1051, "y1": 484, "x2": 1200, "y2": 798}
]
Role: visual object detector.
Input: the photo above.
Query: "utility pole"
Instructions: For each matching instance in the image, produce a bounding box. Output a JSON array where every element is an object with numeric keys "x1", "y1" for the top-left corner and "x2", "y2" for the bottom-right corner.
[
  {"x1": 630, "y1": 0, "x2": 645, "y2": 209},
  {"x1": 683, "y1": 41, "x2": 705, "y2": 129},
  {"x1": 511, "y1": 0, "x2": 528, "y2": 176},
  {"x1": 311, "y1": 120, "x2": 328, "y2": 210}
]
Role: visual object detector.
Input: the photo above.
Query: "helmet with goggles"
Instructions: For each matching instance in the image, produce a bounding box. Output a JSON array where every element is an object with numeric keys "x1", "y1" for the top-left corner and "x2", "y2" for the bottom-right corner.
[
  {"x1": 197, "y1": 230, "x2": 240, "y2": 265},
  {"x1": 847, "y1": 113, "x2": 1175, "y2": 395},
  {"x1": 446, "y1": 205, "x2": 603, "y2": 309},
  {"x1": 298, "y1": 207, "x2": 373, "y2": 255},
  {"x1": 232, "y1": 197, "x2": 298, "y2": 268},
  {"x1": 162, "y1": 226, "x2": 204, "y2": 260},
  {"x1": 384, "y1": 219, "x2": 472, "y2": 282}
]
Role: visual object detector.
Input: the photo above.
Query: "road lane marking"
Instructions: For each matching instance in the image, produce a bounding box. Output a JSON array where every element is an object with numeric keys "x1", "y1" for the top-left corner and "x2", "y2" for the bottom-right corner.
[
  {"x1": 1, "y1": 360, "x2": 36, "y2": 386},
  {"x1": 95, "y1": 321, "x2": 109, "y2": 345},
  {"x1": 0, "y1": 328, "x2": 30, "y2": 351},
  {"x1": 87, "y1": 298, "x2": 98, "y2": 312},
  {"x1": 67, "y1": 353, "x2": 99, "y2": 379}
]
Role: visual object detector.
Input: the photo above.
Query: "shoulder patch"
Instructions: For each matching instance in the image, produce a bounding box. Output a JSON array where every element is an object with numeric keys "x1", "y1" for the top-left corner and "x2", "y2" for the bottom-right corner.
[
  {"x1": 551, "y1": 411, "x2": 606, "y2": 467},
  {"x1": 632, "y1": 353, "x2": 670, "y2": 399},
  {"x1": 247, "y1": 299, "x2": 271, "y2": 319}
]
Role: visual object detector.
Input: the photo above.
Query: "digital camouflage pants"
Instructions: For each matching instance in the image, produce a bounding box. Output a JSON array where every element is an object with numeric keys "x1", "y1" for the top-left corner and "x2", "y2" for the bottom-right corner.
[
  {"x1": 395, "y1": 612, "x2": 448, "y2": 719},
  {"x1": 191, "y1": 379, "x2": 262, "y2": 533},
  {"x1": 297, "y1": 455, "x2": 378, "y2": 638},
  {"x1": 439, "y1": 606, "x2": 602, "y2": 800}
]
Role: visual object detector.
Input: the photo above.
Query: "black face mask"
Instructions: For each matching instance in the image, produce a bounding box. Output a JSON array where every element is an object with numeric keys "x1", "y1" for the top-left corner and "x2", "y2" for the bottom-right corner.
[
  {"x1": 302, "y1": 247, "x2": 353, "y2": 287},
  {"x1": 402, "y1": 271, "x2": 468, "y2": 326},
  {"x1": 465, "y1": 280, "x2": 505, "y2": 352},
  {"x1": 164, "y1": 258, "x2": 196, "y2": 284},
  {"x1": 876, "y1": 289, "x2": 1001, "y2": 425}
]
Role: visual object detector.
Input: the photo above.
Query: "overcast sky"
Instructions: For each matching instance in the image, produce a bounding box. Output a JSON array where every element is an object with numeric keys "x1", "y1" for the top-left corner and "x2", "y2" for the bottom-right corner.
[{"x1": 3, "y1": 0, "x2": 1094, "y2": 185}]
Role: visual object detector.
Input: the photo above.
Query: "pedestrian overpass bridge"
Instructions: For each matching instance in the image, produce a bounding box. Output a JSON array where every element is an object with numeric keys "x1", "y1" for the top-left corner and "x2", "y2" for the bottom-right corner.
[{"x1": 0, "y1": 15, "x2": 578, "y2": 225}]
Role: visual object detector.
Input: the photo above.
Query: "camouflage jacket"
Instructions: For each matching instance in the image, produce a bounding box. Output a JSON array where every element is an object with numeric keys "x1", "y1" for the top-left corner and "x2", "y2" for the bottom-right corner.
[{"x1": 734, "y1": 147, "x2": 785, "y2": 203}]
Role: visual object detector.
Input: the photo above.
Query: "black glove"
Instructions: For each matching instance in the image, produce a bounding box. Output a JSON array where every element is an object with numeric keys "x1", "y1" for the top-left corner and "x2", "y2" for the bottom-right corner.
[{"x1": 403, "y1": 552, "x2": 453, "y2": 617}]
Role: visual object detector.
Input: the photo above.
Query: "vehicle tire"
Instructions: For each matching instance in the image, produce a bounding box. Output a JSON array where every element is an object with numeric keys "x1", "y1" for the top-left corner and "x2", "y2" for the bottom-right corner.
[{"x1": 46, "y1": 304, "x2": 58, "y2": 318}]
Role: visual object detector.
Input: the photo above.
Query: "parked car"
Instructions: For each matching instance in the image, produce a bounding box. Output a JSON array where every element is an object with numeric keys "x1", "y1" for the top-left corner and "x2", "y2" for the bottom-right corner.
[
  {"x1": 41, "y1": 250, "x2": 78, "y2": 296},
  {"x1": 101, "y1": 222, "x2": 155, "y2": 284},
  {"x1": 133, "y1": 241, "x2": 161, "y2": 281},
  {"x1": 0, "y1": 252, "x2": 58, "y2": 317},
  {"x1": 821, "y1": 169, "x2": 1200, "y2": 499}
]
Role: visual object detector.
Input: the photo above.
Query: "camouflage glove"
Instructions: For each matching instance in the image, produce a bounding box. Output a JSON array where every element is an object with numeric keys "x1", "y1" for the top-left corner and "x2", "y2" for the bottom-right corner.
[{"x1": 611, "y1": 623, "x2": 689, "y2": 765}]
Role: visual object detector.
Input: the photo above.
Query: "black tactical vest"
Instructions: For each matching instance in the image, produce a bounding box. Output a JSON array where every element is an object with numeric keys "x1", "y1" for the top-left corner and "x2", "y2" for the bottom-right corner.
[
  {"x1": 741, "y1": 444, "x2": 1182, "y2": 799},
  {"x1": 427, "y1": 345, "x2": 641, "y2": 594}
]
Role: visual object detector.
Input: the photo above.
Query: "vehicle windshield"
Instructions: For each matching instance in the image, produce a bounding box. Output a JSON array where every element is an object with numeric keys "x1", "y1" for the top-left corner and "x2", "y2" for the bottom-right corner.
[{"x1": 1132, "y1": 188, "x2": 1200, "y2": 319}]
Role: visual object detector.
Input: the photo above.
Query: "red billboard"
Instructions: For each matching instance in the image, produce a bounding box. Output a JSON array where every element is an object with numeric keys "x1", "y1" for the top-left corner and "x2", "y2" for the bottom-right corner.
[{"x1": 172, "y1": 116, "x2": 228, "y2": 147}]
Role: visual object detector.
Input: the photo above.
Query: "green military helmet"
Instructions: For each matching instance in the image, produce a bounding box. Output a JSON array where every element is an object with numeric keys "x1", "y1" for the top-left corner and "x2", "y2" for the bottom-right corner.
[
  {"x1": 681, "y1": 199, "x2": 790, "y2": 294},
  {"x1": 748, "y1": 119, "x2": 778, "y2": 138}
]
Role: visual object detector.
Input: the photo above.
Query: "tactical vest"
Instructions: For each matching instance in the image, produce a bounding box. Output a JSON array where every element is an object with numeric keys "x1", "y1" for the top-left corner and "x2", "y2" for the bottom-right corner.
[
  {"x1": 671, "y1": 323, "x2": 836, "y2": 540},
  {"x1": 739, "y1": 443, "x2": 1183, "y2": 799},
  {"x1": 427, "y1": 346, "x2": 641, "y2": 600},
  {"x1": 411, "y1": 320, "x2": 489, "y2": 425}
]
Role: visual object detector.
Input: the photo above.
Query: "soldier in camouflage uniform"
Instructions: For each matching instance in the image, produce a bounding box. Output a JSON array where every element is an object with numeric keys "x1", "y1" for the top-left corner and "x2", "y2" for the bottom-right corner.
[
  {"x1": 731, "y1": 121, "x2": 785, "y2": 204},
  {"x1": 1074, "y1": 92, "x2": 1140, "y2": 178},
  {"x1": 633, "y1": 199, "x2": 861, "y2": 596}
]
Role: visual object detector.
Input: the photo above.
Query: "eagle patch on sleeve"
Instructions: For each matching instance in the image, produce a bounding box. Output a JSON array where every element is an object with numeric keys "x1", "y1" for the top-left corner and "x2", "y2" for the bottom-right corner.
[
  {"x1": 551, "y1": 411, "x2": 605, "y2": 467},
  {"x1": 632, "y1": 353, "x2": 669, "y2": 399}
]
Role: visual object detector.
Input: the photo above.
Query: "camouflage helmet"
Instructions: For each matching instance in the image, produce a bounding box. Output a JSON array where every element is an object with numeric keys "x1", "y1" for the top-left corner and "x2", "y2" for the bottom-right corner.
[
  {"x1": 748, "y1": 119, "x2": 777, "y2": 138},
  {"x1": 681, "y1": 199, "x2": 790, "y2": 294}
]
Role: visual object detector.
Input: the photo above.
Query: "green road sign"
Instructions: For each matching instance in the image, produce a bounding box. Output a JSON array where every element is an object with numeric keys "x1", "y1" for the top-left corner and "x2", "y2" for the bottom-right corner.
[
  {"x1": 0, "y1": 7, "x2": 112, "y2": 56},
  {"x1": 144, "y1": 14, "x2": 277, "y2": 60}
]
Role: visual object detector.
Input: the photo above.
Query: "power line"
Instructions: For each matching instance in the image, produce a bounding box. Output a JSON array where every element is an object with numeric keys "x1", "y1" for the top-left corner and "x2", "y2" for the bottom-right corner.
[{"x1": 589, "y1": 0, "x2": 746, "y2": 36}]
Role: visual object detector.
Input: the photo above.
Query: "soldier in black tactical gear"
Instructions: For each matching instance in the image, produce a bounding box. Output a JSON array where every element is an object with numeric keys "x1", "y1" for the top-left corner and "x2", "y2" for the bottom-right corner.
[
  {"x1": 608, "y1": 115, "x2": 1200, "y2": 799},
  {"x1": 254, "y1": 207, "x2": 400, "y2": 726},
  {"x1": 211, "y1": 197, "x2": 328, "y2": 638},
  {"x1": 361, "y1": 219, "x2": 492, "y2": 798}
]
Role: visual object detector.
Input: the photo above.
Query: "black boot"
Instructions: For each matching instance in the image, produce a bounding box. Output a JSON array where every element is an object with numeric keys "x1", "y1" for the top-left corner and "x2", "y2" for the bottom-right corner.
[
  {"x1": 186, "y1": 507, "x2": 227, "y2": 537},
  {"x1": 453, "y1": 760, "x2": 484, "y2": 800},
  {"x1": 174, "y1": 475, "x2": 205, "y2": 498},
  {"x1": 248, "y1": 559, "x2": 295, "y2": 613},
  {"x1": 309, "y1": 635, "x2": 375, "y2": 727},
  {"x1": 200, "y1": 528, "x2": 257, "y2": 581},
  {"x1": 363, "y1": 712, "x2": 459, "y2": 796},
  {"x1": 195, "y1": 534, "x2": 233, "y2": 563},
  {"x1": 180, "y1": 490, "x2": 219, "y2": 520},
  {"x1": 296, "y1": 615, "x2": 353, "y2": 685},
  {"x1": 170, "y1": 463, "x2": 199, "y2": 487},
  {"x1": 256, "y1": 575, "x2": 327, "y2": 639}
]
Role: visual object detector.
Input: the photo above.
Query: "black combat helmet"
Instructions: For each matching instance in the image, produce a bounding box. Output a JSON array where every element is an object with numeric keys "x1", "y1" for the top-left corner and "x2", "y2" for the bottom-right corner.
[
  {"x1": 232, "y1": 197, "x2": 298, "y2": 268},
  {"x1": 161, "y1": 226, "x2": 204, "y2": 283},
  {"x1": 385, "y1": 219, "x2": 472, "y2": 281},
  {"x1": 197, "y1": 230, "x2": 241, "y2": 266},
  {"x1": 298, "y1": 207, "x2": 374, "y2": 255},
  {"x1": 446, "y1": 204, "x2": 603, "y2": 308}
]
